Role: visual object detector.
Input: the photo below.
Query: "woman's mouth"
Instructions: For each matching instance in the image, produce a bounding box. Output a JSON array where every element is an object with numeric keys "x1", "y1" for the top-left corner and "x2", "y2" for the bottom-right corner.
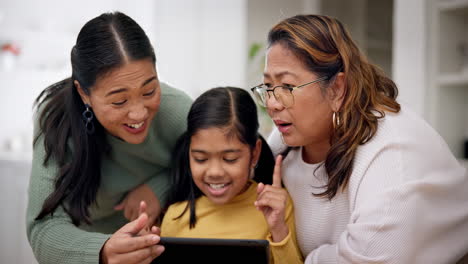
[
  {"x1": 274, "y1": 120, "x2": 292, "y2": 133},
  {"x1": 123, "y1": 121, "x2": 147, "y2": 134}
]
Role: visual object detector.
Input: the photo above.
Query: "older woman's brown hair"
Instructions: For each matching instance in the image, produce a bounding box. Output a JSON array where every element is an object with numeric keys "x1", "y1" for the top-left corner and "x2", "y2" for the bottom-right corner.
[{"x1": 268, "y1": 14, "x2": 400, "y2": 199}]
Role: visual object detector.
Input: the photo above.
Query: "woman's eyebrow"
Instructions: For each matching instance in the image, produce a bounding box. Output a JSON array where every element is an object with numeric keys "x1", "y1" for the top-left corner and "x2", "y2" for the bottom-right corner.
[
  {"x1": 141, "y1": 76, "x2": 157, "y2": 87},
  {"x1": 104, "y1": 76, "x2": 157, "y2": 97}
]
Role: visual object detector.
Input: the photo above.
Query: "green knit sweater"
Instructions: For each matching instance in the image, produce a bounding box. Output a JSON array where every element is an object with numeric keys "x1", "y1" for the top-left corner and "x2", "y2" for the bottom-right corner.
[{"x1": 26, "y1": 83, "x2": 192, "y2": 264}]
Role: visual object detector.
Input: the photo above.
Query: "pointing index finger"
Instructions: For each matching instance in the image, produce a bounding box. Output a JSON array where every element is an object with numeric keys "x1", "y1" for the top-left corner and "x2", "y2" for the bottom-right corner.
[{"x1": 272, "y1": 155, "x2": 283, "y2": 187}]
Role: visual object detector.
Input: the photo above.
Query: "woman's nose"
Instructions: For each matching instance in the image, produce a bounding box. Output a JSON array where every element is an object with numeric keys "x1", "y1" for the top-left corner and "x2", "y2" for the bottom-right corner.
[
  {"x1": 266, "y1": 92, "x2": 285, "y2": 112},
  {"x1": 128, "y1": 102, "x2": 148, "y2": 121}
]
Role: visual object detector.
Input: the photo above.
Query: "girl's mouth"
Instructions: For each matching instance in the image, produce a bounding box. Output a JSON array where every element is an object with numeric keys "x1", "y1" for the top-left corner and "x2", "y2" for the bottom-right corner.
[{"x1": 206, "y1": 182, "x2": 231, "y2": 196}]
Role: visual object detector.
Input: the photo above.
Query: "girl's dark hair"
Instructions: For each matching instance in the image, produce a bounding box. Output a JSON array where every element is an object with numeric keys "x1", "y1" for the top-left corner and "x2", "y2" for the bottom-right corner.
[
  {"x1": 268, "y1": 15, "x2": 400, "y2": 199},
  {"x1": 34, "y1": 11, "x2": 156, "y2": 226},
  {"x1": 166, "y1": 87, "x2": 274, "y2": 228}
]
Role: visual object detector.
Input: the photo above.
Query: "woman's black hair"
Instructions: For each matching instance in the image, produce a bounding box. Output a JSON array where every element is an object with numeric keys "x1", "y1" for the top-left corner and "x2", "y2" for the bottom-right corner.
[
  {"x1": 166, "y1": 87, "x2": 274, "y2": 228},
  {"x1": 34, "y1": 11, "x2": 156, "y2": 226}
]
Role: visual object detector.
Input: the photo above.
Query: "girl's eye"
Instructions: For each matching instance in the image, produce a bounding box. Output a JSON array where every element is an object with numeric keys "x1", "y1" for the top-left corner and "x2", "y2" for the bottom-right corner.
[
  {"x1": 112, "y1": 100, "x2": 127, "y2": 106},
  {"x1": 194, "y1": 158, "x2": 207, "y2": 163},
  {"x1": 224, "y1": 158, "x2": 238, "y2": 163},
  {"x1": 143, "y1": 89, "x2": 156, "y2": 96}
]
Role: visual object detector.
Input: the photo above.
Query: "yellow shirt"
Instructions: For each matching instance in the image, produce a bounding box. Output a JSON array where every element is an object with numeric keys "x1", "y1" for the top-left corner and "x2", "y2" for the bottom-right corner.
[{"x1": 161, "y1": 181, "x2": 303, "y2": 264}]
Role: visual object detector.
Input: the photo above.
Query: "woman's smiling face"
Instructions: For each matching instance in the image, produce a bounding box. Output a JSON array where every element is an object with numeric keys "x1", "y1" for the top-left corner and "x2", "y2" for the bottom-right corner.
[{"x1": 77, "y1": 59, "x2": 161, "y2": 144}]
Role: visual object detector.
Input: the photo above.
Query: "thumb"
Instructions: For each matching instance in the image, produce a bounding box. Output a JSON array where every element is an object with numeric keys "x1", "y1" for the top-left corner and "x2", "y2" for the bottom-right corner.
[
  {"x1": 114, "y1": 203, "x2": 124, "y2": 211},
  {"x1": 114, "y1": 197, "x2": 127, "y2": 211},
  {"x1": 118, "y1": 213, "x2": 149, "y2": 236}
]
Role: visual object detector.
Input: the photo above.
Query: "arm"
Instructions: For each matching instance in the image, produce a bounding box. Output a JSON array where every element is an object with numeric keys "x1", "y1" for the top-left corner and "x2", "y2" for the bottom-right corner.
[
  {"x1": 304, "y1": 136, "x2": 468, "y2": 264},
  {"x1": 256, "y1": 155, "x2": 303, "y2": 264},
  {"x1": 27, "y1": 133, "x2": 164, "y2": 264},
  {"x1": 26, "y1": 134, "x2": 111, "y2": 263}
]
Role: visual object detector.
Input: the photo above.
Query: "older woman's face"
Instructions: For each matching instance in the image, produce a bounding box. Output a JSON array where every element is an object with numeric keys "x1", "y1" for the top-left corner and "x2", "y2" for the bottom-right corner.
[
  {"x1": 78, "y1": 59, "x2": 161, "y2": 144},
  {"x1": 264, "y1": 43, "x2": 334, "y2": 149}
]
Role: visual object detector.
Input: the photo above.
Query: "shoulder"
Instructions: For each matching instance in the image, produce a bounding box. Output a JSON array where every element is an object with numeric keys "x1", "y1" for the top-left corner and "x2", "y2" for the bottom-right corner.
[
  {"x1": 152, "y1": 82, "x2": 193, "y2": 139},
  {"x1": 157, "y1": 82, "x2": 192, "y2": 121},
  {"x1": 360, "y1": 105, "x2": 460, "y2": 174},
  {"x1": 348, "y1": 105, "x2": 465, "y2": 206},
  {"x1": 160, "y1": 82, "x2": 193, "y2": 105},
  {"x1": 165, "y1": 200, "x2": 189, "y2": 217}
]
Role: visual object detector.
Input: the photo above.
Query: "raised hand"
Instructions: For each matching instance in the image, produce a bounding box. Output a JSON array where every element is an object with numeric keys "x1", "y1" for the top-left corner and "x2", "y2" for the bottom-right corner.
[
  {"x1": 100, "y1": 213, "x2": 165, "y2": 264},
  {"x1": 114, "y1": 183, "x2": 161, "y2": 229},
  {"x1": 255, "y1": 155, "x2": 289, "y2": 242}
]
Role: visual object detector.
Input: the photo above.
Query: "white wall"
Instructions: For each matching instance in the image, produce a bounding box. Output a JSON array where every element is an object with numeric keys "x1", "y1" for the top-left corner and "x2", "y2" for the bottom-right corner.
[
  {"x1": 0, "y1": 0, "x2": 157, "y2": 155},
  {"x1": 392, "y1": 0, "x2": 428, "y2": 116},
  {"x1": 154, "y1": 0, "x2": 247, "y2": 99}
]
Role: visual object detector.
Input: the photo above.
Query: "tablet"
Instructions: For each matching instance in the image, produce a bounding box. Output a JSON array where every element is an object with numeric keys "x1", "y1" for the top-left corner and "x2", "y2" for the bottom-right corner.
[{"x1": 152, "y1": 237, "x2": 270, "y2": 264}]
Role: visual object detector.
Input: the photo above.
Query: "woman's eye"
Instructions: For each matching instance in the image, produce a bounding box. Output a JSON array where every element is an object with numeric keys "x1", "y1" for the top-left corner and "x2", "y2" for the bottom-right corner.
[
  {"x1": 143, "y1": 89, "x2": 156, "y2": 96},
  {"x1": 283, "y1": 83, "x2": 294, "y2": 88},
  {"x1": 112, "y1": 100, "x2": 127, "y2": 106}
]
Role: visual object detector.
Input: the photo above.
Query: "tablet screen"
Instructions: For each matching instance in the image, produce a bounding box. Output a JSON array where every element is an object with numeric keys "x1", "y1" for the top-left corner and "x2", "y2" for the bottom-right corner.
[{"x1": 152, "y1": 237, "x2": 270, "y2": 264}]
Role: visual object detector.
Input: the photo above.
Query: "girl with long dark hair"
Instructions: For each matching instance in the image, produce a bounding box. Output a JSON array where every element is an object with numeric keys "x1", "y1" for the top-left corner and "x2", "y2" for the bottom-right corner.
[{"x1": 160, "y1": 87, "x2": 302, "y2": 264}]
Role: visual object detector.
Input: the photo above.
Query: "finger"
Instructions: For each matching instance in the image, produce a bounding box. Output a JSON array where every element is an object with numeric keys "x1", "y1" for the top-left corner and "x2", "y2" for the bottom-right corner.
[
  {"x1": 256, "y1": 182, "x2": 265, "y2": 195},
  {"x1": 151, "y1": 226, "x2": 161, "y2": 235},
  {"x1": 113, "y1": 233, "x2": 161, "y2": 253},
  {"x1": 114, "y1": 199, "x2": 127, "y2": 211},
  {"x1": 272, "y1": 155, "x2": 283, "y2": 187},
  {"x1": 255, "y1": 192, "x2": 287, "y2": 209},
  {"x1": 138, "y1": 245, "x2": 166, "y2": 264},
  {"x1": 118, "y1": 213, "x2": 149, "y2": 236},
  {"x1": 116, "y1": 244, "x2": 164, "y2": 264},
  {"x1": 255, "y1": 196, "x2": 285, "y2": 210},
  {"x1": 138, "y1": 200, "x2": 147, "y2": 216},
  {"x1": 257, "y1": 185, "x2": 287, "y2": 201}
]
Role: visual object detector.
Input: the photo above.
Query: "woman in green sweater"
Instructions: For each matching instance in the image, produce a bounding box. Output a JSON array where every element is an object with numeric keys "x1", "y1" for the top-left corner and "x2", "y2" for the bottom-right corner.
[{"x1": 26, "y1": 12, "x2": 191, "y2": 264}]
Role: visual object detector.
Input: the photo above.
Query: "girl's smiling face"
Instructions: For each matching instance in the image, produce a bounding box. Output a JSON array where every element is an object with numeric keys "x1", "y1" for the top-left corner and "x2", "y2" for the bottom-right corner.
[{"x1": 189, "y1": 127, "x2": 261, "y2": 205}]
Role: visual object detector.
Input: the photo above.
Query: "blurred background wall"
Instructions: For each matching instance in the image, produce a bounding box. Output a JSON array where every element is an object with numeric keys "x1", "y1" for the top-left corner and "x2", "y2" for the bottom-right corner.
[{"x1": 0, "y1": 0, "x2": 467, "y2": 263}]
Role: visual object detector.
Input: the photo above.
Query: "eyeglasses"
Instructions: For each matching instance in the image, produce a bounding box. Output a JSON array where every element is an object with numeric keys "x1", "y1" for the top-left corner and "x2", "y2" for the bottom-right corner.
[{"x1": 250, "y1": 76, "x2": 329, "y2": 108}]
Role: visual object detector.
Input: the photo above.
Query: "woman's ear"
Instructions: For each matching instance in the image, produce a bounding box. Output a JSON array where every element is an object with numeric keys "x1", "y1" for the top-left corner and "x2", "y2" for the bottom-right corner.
[
  {"x1": 74, "y1": 80, "x2": 90, "y2": 106},
  {"x1": 329, "y1": 72, "x2": 346, "y2": 112},
  {"x1": 252, "y1": 139, "x2": 262, "y2": 167}
]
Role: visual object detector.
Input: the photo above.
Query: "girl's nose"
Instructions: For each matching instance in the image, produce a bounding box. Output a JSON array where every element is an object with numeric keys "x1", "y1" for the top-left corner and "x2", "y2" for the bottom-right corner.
[{"x1": 206, "y1": 161, "x2": 225, "y2": 178}]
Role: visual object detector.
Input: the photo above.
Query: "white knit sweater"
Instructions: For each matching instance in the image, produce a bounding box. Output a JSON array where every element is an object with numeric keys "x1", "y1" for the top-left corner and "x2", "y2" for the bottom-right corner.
[{"x1": 268, "y1": 106, "x2": 468, "y2": 264}]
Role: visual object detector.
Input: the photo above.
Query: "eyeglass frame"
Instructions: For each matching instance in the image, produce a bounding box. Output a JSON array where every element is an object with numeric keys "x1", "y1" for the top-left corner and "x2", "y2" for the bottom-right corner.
[{"x1": 250, "y1": 75, "x2": 329, "y2": 108}]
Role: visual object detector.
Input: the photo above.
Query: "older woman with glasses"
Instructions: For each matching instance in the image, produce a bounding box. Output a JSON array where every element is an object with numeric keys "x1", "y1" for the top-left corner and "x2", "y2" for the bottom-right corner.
[{"x1": 252, "y1": 15, "x2": 468, "y2": 264}]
